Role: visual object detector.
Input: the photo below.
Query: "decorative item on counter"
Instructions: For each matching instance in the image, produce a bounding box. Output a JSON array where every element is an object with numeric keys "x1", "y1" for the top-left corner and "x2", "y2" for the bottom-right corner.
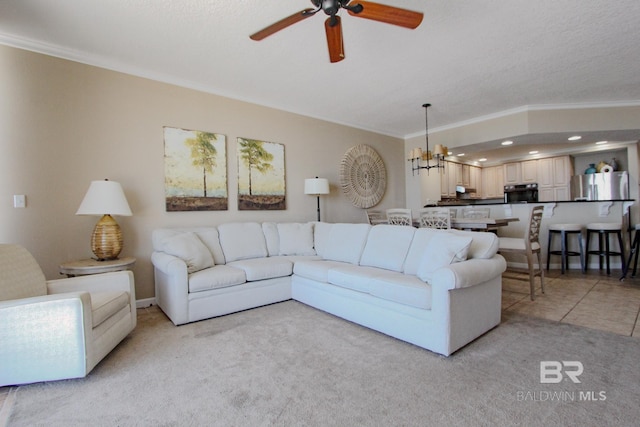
[
  {"x1": 585, "y1": 163, "x2": 597, "y2": 174},
  {"x1": 610, "y1": 158, "x2": 619, "y2": 171},
  {"x1": 596, "y1": 161, "x2": 608, "y2": 173}
]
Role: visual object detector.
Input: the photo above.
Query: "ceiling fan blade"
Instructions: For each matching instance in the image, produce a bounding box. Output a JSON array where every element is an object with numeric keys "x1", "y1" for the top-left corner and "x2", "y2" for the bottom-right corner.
[
  {"x1": 325, "y1": 16, "x2": 345, "y2": 63},
  {"x1": 250, "y1": 8, "x2": 315, "y2": 41},
  {"x1": 347, "y1": 1, "x2": 423, "y2": 29}
]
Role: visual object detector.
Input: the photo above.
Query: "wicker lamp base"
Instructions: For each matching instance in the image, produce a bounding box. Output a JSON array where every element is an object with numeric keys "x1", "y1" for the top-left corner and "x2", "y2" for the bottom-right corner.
[{"x1": 91, "y1": 214, "x2": 123, "y2": 261}]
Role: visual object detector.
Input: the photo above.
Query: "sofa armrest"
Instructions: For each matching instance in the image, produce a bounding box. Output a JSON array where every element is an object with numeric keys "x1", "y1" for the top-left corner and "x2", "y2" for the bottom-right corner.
[
  {"x1": 0, "y1": 292, "x2": 92, "y2": 386},
  {"x1": 151, "y1": 251, "x2": 189, "y2": 325},
  {"x1": 151, "y1": 251, "x2": 188, "y2": 276},
  {"x1": 432, "y1": 255, "x2": 507, "y2": 290}
]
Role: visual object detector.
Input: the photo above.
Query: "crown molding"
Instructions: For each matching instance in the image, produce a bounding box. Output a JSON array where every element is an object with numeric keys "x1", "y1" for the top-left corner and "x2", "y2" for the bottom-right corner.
[{"x1": 404, "y1": 101, "x2": 640, "y2": 140}]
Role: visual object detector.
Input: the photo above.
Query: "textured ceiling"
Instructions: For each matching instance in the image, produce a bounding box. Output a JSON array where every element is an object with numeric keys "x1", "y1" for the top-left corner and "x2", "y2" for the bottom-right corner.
[{"x1": 1, "y1": 0, "x2": 640, "y2": 148}]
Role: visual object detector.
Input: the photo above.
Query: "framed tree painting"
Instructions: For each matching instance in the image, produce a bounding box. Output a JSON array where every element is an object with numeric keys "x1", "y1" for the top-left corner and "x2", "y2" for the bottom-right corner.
[
  {"x1": 164, "y1": 126, "x2": 228, "y2": 211},
  {"x1": 237, "y1": 138, "x2": 286, "y2": 210}
]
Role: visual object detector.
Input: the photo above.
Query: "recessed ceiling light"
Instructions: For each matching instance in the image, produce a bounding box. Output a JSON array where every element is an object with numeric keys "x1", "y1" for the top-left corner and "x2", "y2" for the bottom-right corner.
[
  {"x1": 501, "y1": 140, "x2": 514, "y2": 146},
  {"x1": 568, "y1": 135, "x2": 582, "y2": 141},
  {"x1": 529, "y1": 150, "x2": 539, "y2": 154},
  {"x1": 478, "y1": 158, "x2": 487, "y2": 162},
  {"x1": 457, "y1": 153, "x2": 465, "y2": 157},
  {"x1": 595, "y1": 141, "x2": 608, "y2": 145},
  {"x1": 447, "y1": 151, "x2": 452, "y2": 156}
]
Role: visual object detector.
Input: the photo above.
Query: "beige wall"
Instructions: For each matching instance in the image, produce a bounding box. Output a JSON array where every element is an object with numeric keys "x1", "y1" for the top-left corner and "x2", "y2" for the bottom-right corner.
[{"x1": 0, "y1": 45, "x2": 405, "y2": 300}]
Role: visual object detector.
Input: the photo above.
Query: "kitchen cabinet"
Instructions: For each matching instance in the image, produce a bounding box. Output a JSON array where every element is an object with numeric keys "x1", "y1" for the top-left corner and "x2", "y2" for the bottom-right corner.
[
  {"x1": 537, "y1": 156, "x2": 572, "y2": 201},
  {"x1": 521, "y1": 160, "x2": 538, "y2": 183},
  {"x1": 469, "y1": 166, "x2": 482, "y2": 198},
  {"x1": 504, "y1": 160, "x2": 537, "y2": 184},
  {"x1": 440, "y1": 162, "x2": 484, "y2": 199},
  {"x1": 503, "y1": 163, "x2": 521, "y2": 185},
  {"x1": 537, "y1": 158, "x2": 554, "y2": 187},
  {"x1": 482, "y1": 165, "x2": 504, "y2": 199},
  {"x1": 440, "y1": 161, "x2": 455, "y2": 198},
  {"x1": 441, "y1": 161, "x2": 476, "y2": 198},
  {"x1": 454, "y1": 163, "x2": 463, "y2": 187},
  {"x1": 461, "y1": 164, "x2": 471, "y2": 187},
  {"x1": 553, "y1": 156, "x2": 571, "y2": 187}
]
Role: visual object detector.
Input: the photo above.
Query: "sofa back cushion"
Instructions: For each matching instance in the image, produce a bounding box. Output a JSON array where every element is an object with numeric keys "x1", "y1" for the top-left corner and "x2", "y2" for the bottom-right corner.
[
  {"x1": 322, "y1": 223, "x2": 371, "y2": 265},
  {"x1": 313, "y1": 222, "x2": 333, "y2": 258},
  {"x1": 277, "y1": 223, "x2": 316, "y2": 256},
  {"x1": 403, "y1": 228, "x2": 440, "y2": 275},
  {"x1": 262, "y1": 222, "x2": 279, "y2": 256},
  {"x1": 218, "y1": 222, "x2": 268, "y2": 262},
  {"x1": 360, "y1": 225, "x2": 415, "y2": 272},
  {"x1": 448, "y1": 229, "x2": 499, "y2": 259}
]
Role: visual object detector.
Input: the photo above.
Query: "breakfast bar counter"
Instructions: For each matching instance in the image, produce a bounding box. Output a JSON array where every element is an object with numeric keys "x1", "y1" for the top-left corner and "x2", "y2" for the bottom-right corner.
[{"x1": 454, "y1": 200, "x2": 635, "y2": 271}]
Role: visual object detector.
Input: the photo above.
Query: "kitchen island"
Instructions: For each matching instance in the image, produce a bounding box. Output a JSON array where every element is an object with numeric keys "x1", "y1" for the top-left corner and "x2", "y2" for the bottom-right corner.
[{"x1": 445, "y1": 200, "x2": 635, "y2": 271}]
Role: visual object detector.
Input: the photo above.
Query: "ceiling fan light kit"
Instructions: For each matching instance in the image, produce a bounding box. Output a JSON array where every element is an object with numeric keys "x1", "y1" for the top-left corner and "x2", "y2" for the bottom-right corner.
[{"x1": 250, "y1": 1, "x2": 423, "y2": 63}]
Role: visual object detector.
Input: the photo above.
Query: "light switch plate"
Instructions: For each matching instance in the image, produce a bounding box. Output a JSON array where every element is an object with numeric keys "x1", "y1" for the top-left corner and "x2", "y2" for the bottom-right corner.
[{"x1": 13, "y1": 194, "x2": 26, "y2": 208}]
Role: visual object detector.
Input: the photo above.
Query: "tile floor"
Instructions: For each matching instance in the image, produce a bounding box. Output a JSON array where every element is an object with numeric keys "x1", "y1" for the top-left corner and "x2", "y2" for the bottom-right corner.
[
  {"x1": 503, "y1": 268, "x2": 640, "y2": 337},
  {"x1": 2, "y1": 269, "x2": 639, "y2": 418}
]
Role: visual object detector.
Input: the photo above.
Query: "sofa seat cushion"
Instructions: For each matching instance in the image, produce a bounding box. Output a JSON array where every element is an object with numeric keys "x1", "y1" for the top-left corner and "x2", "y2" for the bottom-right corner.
[
  {"x1": 227, "y1": 258, "x2": 293, "y2": 282},
  {"x1": 90, "y1": 291, "x2": 130, "y2": 328},
  {"x1": 293, "y1": 260, "x2": 350, "y2": 283},
  {"x1": 369, "y1": 272, "x2": 432, "y2": 310},
  {"x1": 188, "y1": 265, "x2": 247, "y2": 293},
  {"x1": 327, "y1": 265, "x2": 383, "y2": 293},
  {"x1": 270, "y1": 255, "x2": 322, "y2": 264}
]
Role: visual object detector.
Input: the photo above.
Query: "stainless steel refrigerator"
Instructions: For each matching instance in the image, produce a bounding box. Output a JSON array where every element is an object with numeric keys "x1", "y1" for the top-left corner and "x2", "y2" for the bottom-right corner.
[{"x1": 570, "y1": 171, "x2": 629, "y2": 201}]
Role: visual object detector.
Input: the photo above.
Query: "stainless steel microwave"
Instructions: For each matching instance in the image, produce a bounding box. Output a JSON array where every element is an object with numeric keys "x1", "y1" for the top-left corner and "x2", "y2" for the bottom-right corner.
[{"x1": 504, "y1": 183, "x2": 538, "y2": 203}]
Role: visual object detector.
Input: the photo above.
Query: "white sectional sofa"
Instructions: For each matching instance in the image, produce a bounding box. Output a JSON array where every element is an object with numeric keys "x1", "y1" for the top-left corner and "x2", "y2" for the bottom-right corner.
[{"x1": 152, "y1": 222, "x2": 506, "y2": 356}]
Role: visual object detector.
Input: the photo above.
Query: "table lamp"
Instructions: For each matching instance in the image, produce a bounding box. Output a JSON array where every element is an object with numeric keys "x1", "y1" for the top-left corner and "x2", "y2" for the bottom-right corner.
[
  {"x1": 304, "y1": 177, "x2": 330, "y2": 221},
  {"x1": 76, "y1": 179, "x2": 132, "y2": 260}
]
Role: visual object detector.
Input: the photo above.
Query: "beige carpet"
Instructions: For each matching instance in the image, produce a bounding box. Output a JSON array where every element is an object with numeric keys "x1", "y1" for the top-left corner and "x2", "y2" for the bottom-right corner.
[{"x1": 6, "y1": 300, "x2": 640, "y2": 426}]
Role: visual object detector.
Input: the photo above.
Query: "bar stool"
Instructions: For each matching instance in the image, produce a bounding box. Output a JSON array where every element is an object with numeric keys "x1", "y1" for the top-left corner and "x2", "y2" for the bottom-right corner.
[
  {"x1": 585, "y1": 223, "x2": 625, "y2": 275},
  {"x1": 546, "y1": 224, "x2": 585, "y2": 273},
  {"x1": 621, "y1": 224, "x2": 640, "y2": 280}
]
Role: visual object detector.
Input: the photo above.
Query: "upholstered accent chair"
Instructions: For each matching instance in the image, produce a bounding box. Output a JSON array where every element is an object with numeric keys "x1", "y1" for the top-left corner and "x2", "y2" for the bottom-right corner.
[{"x1": 0, "y1": 244, "x2": 136, "y2": 386}]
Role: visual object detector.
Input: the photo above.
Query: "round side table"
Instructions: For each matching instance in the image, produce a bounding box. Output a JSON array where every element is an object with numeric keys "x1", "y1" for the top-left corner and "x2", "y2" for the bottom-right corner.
[{"x1": 59, "y1": 256, "x2": 136, "y2": 277}]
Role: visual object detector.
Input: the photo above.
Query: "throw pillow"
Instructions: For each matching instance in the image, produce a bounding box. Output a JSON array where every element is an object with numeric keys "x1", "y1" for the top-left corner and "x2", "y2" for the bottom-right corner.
[
  {"x1": 161, "y1": 232, "x2": 215, "y2": 274},
  {"x1": 277, "y1": 223, "x2": 316, "y2": 256},
  {"x1": 417, "y1": 233, "x2": 472, "y2": 282}
]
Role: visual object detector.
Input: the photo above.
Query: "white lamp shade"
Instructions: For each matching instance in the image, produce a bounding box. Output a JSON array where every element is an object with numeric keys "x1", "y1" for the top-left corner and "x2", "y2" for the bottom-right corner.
[
  {"x1": 304, "y1": 178, "x2": 330, "y2": 195},
  {"x1": 76, "y1": 180, "x2": 132, "y2": 216}
]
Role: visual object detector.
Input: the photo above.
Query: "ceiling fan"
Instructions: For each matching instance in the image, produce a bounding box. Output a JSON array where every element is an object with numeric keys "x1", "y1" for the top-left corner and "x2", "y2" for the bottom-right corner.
[{"x1": 250, "y1": 0, "x2": 424, "y2": 63}]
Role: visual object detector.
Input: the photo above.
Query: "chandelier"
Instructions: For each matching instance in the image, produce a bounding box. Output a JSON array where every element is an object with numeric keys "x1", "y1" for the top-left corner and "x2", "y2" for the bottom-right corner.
[{"x1": 408, "y1": 103, "x2": 447, "y2": 175}]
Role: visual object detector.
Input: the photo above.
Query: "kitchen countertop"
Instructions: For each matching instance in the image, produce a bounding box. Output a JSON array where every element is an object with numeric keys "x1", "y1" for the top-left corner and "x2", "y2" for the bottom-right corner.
[{"x1": 432, "y1": 199, "x2": 634, "y2": 207}]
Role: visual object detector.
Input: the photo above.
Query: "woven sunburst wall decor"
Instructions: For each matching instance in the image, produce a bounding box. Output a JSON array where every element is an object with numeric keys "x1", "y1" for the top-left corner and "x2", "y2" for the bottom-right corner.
[{"x1": 339, "y1": 144, "x2": 386, "y2": 208}]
